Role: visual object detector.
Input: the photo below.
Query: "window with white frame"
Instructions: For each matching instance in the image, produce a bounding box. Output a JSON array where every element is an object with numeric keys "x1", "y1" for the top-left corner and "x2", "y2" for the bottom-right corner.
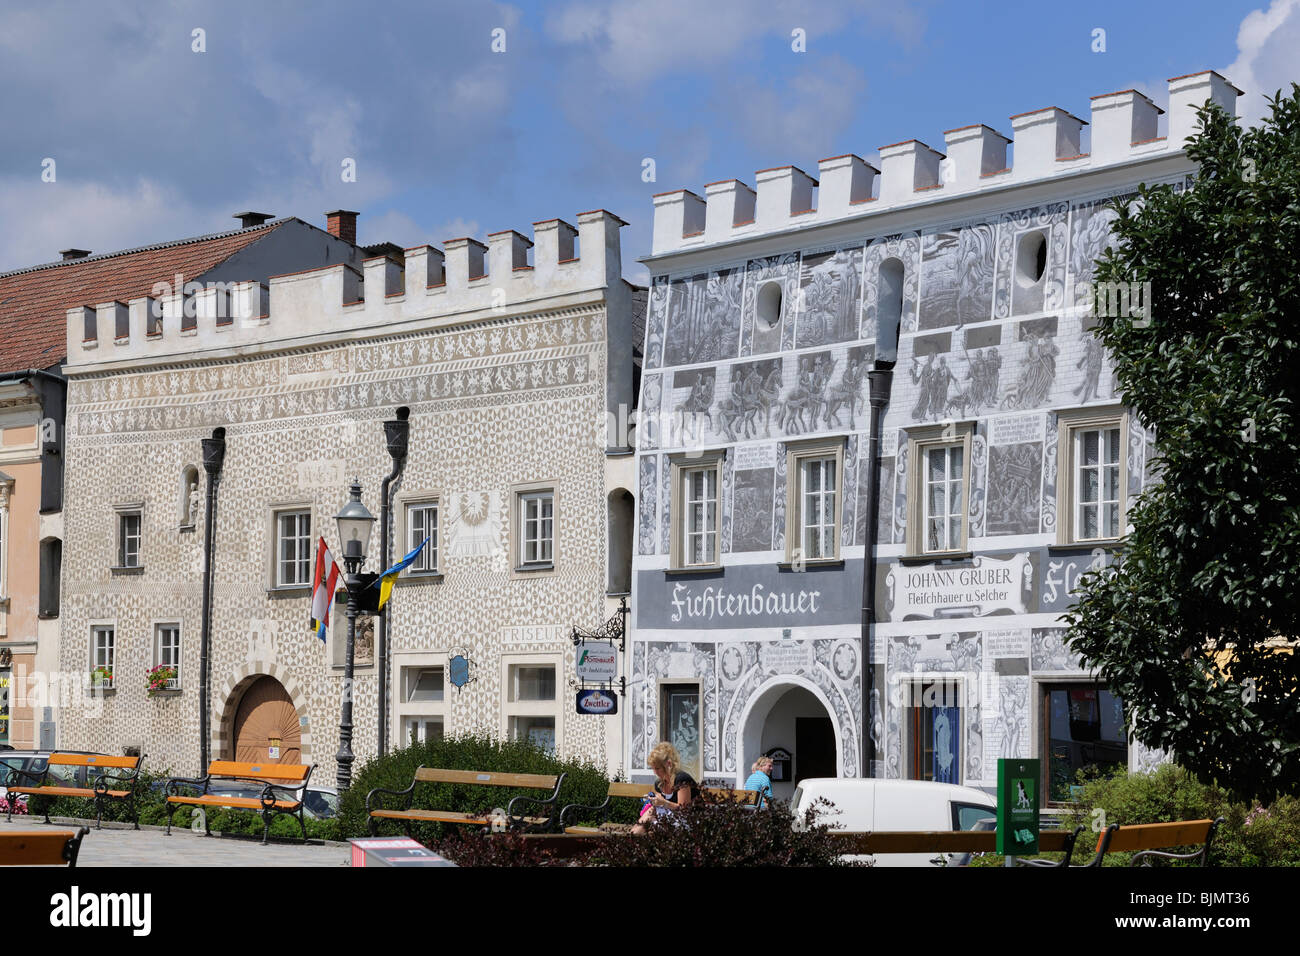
[
  {"x1": 1056, "y1": 409, "x2": 1128, "y2": 545},
  {"x1": 407, "y1": 501, "x2": 439, "y2": 572},
  {"x1": 669, "y1": 453, "x2": 723, "y2": 569},
  {"x1": 785, "y1": 439, "x2": 845, "y2": 563},
  {"x1": 91, "y1": 626, "x2": 115, "y2": 686},
  {"x1": 906, "y1": 424, "x2": 973, "y2": 556},
  {"x1": 275, "y1": 510, "x2": 312, "y2": 587},
  {"x1": 155, "y1": 624, "x2": 181, "y2": 689},
  {"x1": 117, "y1": 511, "x2": 142, "y2": 568},
  {"x1": 398, "y1": 663, "x2": 446, "y2": 745},
  {"x1": 503, "y1": 660, "x2": 560, "y2": 754},
  {"x1": 517, "y1": 491, "x2": 554, "y2": 568}
]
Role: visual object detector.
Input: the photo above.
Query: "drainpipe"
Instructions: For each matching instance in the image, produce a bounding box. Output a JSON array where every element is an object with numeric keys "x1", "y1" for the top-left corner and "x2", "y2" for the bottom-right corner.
[
  {"x1": 378, "y1": 407, "x2": 410, "y2": 756},
  {"x1": 860, "y1": 368, "x2": 893, "y2": 777},
  {"x1": 199, "y1": 427, "x2": 227, "y2": 771}
]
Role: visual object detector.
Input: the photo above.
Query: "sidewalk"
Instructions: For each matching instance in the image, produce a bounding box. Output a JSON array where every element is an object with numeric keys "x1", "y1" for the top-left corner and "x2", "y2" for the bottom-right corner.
[{"x1": 0, "y1": 818, "x2": 350, "y2": 866}]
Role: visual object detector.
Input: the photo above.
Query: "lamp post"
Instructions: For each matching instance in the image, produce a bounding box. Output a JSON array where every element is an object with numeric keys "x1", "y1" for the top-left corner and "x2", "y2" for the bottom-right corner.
[
  {"x1": 378, "y1": 407, "x2": 410, "y2": 757},
  {"x1": 335, "y1": 478, "x2": 375, "y2": 791}
]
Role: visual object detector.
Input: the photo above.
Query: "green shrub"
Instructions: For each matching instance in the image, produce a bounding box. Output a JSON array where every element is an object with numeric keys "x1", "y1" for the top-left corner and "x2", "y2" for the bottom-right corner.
[
  {"x1": 576, "y1": 794, "x2": 854, "y2": 867},
  {"x1": 338, "y1": 732, "x2": 630, "y2": 842},
  {"x1": 972, "y1": 764, "x2": 1300, "y2": 867}
]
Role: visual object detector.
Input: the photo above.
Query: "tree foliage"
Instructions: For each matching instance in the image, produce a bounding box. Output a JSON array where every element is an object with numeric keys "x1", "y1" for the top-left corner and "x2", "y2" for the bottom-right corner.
[{"x1": 1064, "y1": 86, "x2": 1300, "y2": 803}]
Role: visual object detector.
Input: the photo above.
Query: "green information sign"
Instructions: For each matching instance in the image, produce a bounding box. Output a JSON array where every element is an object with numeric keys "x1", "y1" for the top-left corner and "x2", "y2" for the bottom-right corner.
[{"x1": 996, "y1": 758, "x2": 1040, "y2": 856}]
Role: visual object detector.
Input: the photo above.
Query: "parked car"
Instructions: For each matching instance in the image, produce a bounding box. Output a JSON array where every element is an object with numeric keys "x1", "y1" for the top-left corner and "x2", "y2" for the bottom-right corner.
[
  {"x1": 791, "y1": 778, "x2": 997, "y2": 867},
  {"x1": 0, "y1": 750, "x2": 116, "y2": 809}
]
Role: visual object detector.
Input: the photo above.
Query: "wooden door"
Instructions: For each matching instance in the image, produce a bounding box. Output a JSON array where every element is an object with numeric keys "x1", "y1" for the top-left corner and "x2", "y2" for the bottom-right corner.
[{"x1": 233, "y1": 677, "x2": 301, "y2": 764}]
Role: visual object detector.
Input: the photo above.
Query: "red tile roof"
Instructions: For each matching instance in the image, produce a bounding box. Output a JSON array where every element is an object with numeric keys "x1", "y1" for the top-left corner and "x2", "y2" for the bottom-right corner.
[{"x1": 0, "y1": 222, "x2": 284, "y2": 372}]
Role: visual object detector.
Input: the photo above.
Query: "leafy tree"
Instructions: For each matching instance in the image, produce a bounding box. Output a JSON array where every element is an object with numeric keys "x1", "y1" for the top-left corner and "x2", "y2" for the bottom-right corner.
[{"x1": 1065, "y1": 86, "x2": 1300, "y2": 803}]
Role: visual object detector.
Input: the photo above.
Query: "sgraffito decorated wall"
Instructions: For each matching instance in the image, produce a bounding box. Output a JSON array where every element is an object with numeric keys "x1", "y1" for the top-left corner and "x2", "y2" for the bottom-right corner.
[{"x1": 631, "y1": 161, "x2": 1196, "y2": 791}]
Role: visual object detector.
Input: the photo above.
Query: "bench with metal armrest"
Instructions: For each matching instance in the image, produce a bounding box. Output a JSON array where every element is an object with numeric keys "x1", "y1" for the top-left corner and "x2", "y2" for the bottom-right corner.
[
  {"x1": 0, "y1": 827, "x2": 90, "y2": 867},
  {"x1": 366, "y1": 767, "x2": 566, "y2": 835},
  {"x1": 164, "y1": 760, "x2": 315, "y2": 845},
  {"x1": 5, "y1": 754, "x2": 143, "y2": 829},
  {"x1": 1078, "y1": 817, "x2": 1223, "y2": 867}
]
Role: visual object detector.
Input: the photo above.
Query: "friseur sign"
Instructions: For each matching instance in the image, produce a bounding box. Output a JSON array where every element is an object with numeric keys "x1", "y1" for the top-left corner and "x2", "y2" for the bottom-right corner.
[{"x1": 635, "y1": 561, "x2": 864, "y2": 630}]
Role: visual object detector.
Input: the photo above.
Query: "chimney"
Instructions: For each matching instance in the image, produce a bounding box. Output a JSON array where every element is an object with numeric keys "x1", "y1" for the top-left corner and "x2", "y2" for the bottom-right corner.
[
  {"x1": 325, "y1": 210, "x2": 359, "y2": 244},
  {"x1": 60, "y1": 248, "x2": 91, "y2": 261},
  {"x1": 233, "y1": 211, "x2": 274, "y2": 228}
]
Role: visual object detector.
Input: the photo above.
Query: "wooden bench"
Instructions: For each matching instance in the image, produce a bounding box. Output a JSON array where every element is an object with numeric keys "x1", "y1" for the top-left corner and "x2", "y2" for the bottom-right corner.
[
  {"x1": 164, "y1": 760, "x2": 315, "y2": 845},
  {"x1": 0, "y1": 827, "x2": 90, "y2": 867},
  {"x1": 5, "y1": 754, "x2": 143, "y2": 829},
  {"x1": 1076, "y1": 817, "x2": 1223, "y2": 867},
  {"x1": 559, "y1": 781, "x2": 760, "y2": 834},
  {"x1": 367, "y1": 767, "x2": 566, "y2": 835}
]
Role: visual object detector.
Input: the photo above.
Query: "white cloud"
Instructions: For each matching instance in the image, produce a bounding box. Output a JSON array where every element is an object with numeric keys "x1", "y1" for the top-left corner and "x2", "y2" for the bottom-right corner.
[
  {"x1": 1225, "y1": 0, "x2": 1300, "y2": 125},
  {"x1": 0, "y1": 176, "x2": 204, "y2": 271},
  {"x1": 726, "y1": 56, "x2": 868, "y2": 159},
  {"x1": 544, "y1": 0, "x2": 901, "y2": 87}
]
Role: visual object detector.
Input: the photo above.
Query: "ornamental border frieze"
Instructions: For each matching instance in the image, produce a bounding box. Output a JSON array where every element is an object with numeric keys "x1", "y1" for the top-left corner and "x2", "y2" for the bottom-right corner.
[
  {"x1": 69, "y1": 308, "x2": 605, "y2": 405},
  {"x1": 69, "y1": 379, "x2": 600, "y2": 443},
  {"x1": 70, "y1": 355, "x2": 598, "y2": 437}
]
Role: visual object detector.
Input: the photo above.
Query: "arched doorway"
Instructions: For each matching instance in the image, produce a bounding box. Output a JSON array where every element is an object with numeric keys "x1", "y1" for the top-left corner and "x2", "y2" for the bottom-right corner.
[
  {"x1": 741, "y1": 681, "x2": 840, "y2": 802},
  {"x1": 232, "y1": 676, "x2": 302, "y2": 764}
]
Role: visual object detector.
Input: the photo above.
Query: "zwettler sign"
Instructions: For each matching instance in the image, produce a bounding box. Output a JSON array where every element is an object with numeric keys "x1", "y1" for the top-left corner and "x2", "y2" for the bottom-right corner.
[{"x1": 635, "y1": 562, "x2": 863, "y2": 630}]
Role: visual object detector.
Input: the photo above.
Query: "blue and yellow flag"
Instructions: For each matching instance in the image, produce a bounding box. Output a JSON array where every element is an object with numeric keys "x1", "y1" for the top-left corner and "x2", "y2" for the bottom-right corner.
[{"x1": 372, "y1": 537, "x2": 431, "y2": 610}]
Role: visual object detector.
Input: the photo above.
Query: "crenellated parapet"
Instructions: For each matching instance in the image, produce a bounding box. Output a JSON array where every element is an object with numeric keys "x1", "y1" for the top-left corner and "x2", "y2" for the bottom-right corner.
[
  {"x1": 650, "y1": 71, "x2": 1240, "y2": 255},
  {"x1": 65, "y1": 209, "x2": 627, "y2": 367}
]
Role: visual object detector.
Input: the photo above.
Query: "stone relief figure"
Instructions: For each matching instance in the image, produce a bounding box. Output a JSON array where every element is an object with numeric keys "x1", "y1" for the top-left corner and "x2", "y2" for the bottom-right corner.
[
  {"x1": 909, "y1": 351, "x2": 957, "y2": 421},
  {"x1": 822, "y1": 353, "x2": 867, "y2": 429},
  {"x1": 674, "y1": 369, "x2": 715, "y2": 445},
  {"x1": 987, "y1": 443, "x2": 1042, "y2": 535},
  {"x1": 780, "y1": 353, "x2": 834, "y2": 433},
  {"x1": 186, "y1": 482, "x2": 201, "y2": 527},
  {"x1": 354, "y1": 616, "x2": 375, "y2": 667},
  {"x1": 180, "y1": 468, "x2": 200, "y2": 527},
  {"x1": 966, "y1": 347, "x2": 1002, "y2": 411},
  {"x1": 1074, "y1": 333, "x2": 1105, "y2": 403},
  {"x1": 796, "y1": 247, "x2": 864, "y2": 347},
  {"x1": 664, "y1": 269, "x2": 743, "y2": 366},
  {"x1": 716, "y1": 361, "x2": 780, "y2": 441},
  {"x1": 1002, "y1": 334, "x2": 1058, "y2": 410}
]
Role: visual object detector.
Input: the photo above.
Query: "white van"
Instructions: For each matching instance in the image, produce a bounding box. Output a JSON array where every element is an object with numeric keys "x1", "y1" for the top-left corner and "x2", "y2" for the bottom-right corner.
[{"x1": 791, "y1": 778, "x2": 996, "y2": 867}]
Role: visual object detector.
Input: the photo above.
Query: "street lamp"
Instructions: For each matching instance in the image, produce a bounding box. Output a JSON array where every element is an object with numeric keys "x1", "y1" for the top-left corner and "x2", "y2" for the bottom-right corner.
[{"x1": 334, "y1": 478, "x2": 375, "y2": 791}]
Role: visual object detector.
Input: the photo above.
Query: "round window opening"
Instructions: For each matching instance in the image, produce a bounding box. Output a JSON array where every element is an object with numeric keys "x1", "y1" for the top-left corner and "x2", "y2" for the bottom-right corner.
[
  {"x1": 1016, "y1": 231, "x2": 1048, "y2": 288},
  {"x1": 757, "y1": 281, "x2": 783, "y2": 330}
]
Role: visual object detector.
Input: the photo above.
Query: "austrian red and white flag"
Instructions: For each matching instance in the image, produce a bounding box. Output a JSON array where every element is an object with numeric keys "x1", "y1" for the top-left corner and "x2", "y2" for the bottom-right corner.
[{"x1": 310, "y1": 537, "x2": 340, "y2": 643}]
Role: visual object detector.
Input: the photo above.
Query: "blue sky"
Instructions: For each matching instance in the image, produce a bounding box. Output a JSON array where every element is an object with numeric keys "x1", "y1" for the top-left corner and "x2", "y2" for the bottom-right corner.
[{"x1": 1, "y1": 0, "x2": 1296, "y2": 279}]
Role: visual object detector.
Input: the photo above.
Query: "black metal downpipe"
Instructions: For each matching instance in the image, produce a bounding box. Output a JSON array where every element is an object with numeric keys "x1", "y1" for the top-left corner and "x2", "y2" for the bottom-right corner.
[
  {"x1": 199, "y1": 427, "x2": 226, "y2": 771},
  {"x1": 378, "y1": 407, "x2": 410, "y2": 757},
  {"x1": 860, "y1": 368, "x2": 893, "y2": 776}
]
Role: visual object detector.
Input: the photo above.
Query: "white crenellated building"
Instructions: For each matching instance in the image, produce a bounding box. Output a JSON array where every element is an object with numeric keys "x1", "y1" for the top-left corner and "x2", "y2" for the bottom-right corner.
[
  {"x1": 629, "y1": 71, "x2": 1238, "y2": 800},
  {"x1": 59, "y1": 209, "x2": 642, "y2": 779}
]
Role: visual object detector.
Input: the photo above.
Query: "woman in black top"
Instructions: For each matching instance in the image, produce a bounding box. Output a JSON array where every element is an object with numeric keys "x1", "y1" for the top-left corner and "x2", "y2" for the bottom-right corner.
[{"x1": 631, "y1": 741, "x2": 698, "y2": 834}]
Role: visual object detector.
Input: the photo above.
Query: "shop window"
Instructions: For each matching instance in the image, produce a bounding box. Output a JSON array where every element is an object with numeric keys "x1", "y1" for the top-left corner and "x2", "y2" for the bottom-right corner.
[{"x1": 1043, "y1": 683, "x2": 1127, "y2": 803}]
